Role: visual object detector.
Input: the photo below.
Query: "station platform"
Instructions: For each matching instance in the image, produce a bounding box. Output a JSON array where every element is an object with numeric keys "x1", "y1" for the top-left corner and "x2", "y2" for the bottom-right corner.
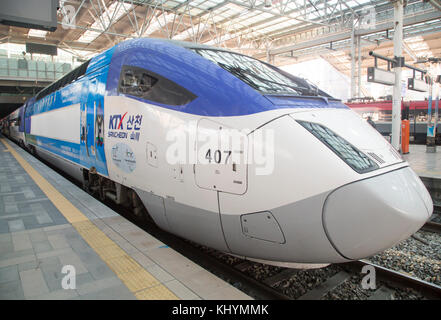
[
  {"x1": 404, "y1": 145, "x2": 441, "y2": 206},
  {"x1": 404, "y1": 144, "x2": 441, "y2": 180},
  {"x1": 0, "y1": 136, "x2": 251, "y2": 300}
]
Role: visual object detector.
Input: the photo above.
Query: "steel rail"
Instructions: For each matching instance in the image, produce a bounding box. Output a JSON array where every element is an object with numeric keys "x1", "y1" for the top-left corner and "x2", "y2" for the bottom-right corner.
[{"x1": 422, "y1": 221, "x2": 441, "y2": 234}]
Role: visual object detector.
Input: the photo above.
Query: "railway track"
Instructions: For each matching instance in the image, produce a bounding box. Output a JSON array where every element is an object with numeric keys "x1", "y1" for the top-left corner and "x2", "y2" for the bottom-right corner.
[
  {"x1": 226, "y1": 258, "x2": 441, "y2": 300},
  {"x1": 422, "y1": 205, "x2": 441, "y2": 233},
  {"x1": 422, "y1": 221, "x2": 441, "y2": 234},
  {"x1": 343, "y1": 260, "x2": 441, "y2": 300}
]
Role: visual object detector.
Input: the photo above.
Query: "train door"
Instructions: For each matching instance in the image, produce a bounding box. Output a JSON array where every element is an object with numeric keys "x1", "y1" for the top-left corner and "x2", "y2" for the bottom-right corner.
[
  {"x1": 194, "y1": 118, "x2": 248, "y2": 195},
  {"x1": 80, "y1": 76, "x2": 108, "y2": 175},
  {"x1": 80, "y1": 77, "x2": 99, "y2": 171}
]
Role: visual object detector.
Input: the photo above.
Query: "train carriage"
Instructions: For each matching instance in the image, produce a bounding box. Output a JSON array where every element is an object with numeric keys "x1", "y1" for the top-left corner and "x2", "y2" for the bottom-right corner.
[{"x1": 4, "y1": 107, "x2": 25, "y2": 146}]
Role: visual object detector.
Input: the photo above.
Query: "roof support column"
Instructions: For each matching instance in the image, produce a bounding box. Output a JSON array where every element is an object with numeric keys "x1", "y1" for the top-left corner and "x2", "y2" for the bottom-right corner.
[
  {"x1": 357, "y1": 35, "x2": 362, "y2": 98},
  {"x1": 350, "y1": 22, "x2": 356, "y2": 99},
  {"x1": 392, "y1": 0, "x2": 404, "y2": 151}
]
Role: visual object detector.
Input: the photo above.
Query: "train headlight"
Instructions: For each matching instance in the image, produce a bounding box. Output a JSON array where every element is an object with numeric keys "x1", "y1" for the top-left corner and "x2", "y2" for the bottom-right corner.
[{"x1": 297, "y1": 120, "x2": 379, "y2": 174}]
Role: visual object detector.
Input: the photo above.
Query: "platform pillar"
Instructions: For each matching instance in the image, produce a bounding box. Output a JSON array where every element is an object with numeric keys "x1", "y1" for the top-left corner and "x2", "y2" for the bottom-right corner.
[
  {"x1": 426, "y1": 78, "x2": 436, "y2": 153},
  {"x1": 391, "y1": 0, "x2": 403, "y2": 151},
  {"x1": 433, "y1": 83, "x2": 439, "y2": 152},
  {"x1": 350, "y1": 22, "x2": 356, "y2": 99}
]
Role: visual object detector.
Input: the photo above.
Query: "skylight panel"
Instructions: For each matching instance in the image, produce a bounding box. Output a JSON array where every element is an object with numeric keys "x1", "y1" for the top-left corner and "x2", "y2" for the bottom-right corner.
[
  {"x1": 77, "y1": 30, "x2": 101, "y2": 43},
  {"x1": 77, "y1": 1, "x2": 132, "y2": 43},
  {"x1": 143, "y1": 12, "x2": 176, "y2": 36},
  {"x1": 173, "y1": 19, "x2": 215, "y2": 41}
]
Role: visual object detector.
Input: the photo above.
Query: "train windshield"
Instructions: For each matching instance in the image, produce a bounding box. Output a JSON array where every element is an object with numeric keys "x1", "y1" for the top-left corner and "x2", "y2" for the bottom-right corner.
[{"x1": 192, "y1": 48, "x2": 328, "y2": 97}]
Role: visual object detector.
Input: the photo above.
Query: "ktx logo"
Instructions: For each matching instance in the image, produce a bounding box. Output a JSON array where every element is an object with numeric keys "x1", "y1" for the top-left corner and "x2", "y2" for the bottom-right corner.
[{"x1": 109, "y1": 112, "x2": 128, "y2": 130}]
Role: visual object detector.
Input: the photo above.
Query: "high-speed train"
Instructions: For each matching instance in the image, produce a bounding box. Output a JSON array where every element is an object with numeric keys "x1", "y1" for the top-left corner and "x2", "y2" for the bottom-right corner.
[{"x1": 4, "y1": 38, "x2": 433, "y2": 268}]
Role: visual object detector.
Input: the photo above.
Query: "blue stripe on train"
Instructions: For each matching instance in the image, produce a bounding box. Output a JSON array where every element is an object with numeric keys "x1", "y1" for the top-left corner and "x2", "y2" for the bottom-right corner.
[
  {"x1": 106, "y1": 38, "x2": 348, "y2": 117},
  {"x1": 32, "y1": 135, "x2": 80, "y2": 164}
]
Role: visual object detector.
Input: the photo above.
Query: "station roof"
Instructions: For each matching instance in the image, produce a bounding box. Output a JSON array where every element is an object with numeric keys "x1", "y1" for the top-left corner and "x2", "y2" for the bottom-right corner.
[{"x1": 0, "y1": 0, "x2": 440, "y2": 79}]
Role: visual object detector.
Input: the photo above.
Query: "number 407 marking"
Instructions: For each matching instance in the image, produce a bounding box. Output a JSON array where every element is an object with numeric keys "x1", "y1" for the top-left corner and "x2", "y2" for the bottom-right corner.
[{"x1": 205, "y1": 149, "x2": 232, "y2": 164}]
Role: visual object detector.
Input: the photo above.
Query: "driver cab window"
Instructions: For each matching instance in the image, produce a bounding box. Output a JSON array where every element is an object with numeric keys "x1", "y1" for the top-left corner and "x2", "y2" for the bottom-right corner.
[
  {"x1": 119, "y1": 66, "x2": 158, "y2": 99},
  {"x1": 117, "y1": 65, "x2": 197, "y2": 106}
]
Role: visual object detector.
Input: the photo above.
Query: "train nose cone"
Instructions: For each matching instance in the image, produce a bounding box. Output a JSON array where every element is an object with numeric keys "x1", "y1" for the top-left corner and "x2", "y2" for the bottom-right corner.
[{"x1": 323, "y1": 167, "x2": 432, "y2": 260}]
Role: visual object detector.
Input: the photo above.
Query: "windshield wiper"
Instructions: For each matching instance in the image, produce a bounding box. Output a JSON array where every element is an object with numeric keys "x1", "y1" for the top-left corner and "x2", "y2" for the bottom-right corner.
[{"x1": 303, "y1": 79, "x2": 320, "y2": 96}]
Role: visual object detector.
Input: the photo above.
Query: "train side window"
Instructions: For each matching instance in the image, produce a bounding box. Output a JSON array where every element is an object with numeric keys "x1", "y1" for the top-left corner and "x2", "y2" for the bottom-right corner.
[
  {"x1": 35, "y1": 59, "x2": 90, "y2": 102},
  {"x1": 118, "y1": 65, "x2": 197, "y2": 106}
]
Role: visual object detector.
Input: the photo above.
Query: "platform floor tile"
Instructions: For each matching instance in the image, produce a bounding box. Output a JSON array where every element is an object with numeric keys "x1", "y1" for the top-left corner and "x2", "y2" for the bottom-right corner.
[{"x1": 405, "y1": 145, "x2": 441, "y2": 179}]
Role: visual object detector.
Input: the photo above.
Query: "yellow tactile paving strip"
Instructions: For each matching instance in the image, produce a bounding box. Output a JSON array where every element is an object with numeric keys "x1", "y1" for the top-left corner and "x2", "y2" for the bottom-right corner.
[
  {"x1": 135, "y1": 284, "x2": 178, "y2": 300},
  {"x1": 0, "y1": 138, "x2": 178, "y2": 300}
]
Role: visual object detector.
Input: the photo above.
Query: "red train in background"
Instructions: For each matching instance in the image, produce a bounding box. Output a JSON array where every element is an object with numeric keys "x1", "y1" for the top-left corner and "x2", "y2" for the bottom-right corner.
[{"x1": 346, "y1": 98, "x2": 441, "y2": 144}]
